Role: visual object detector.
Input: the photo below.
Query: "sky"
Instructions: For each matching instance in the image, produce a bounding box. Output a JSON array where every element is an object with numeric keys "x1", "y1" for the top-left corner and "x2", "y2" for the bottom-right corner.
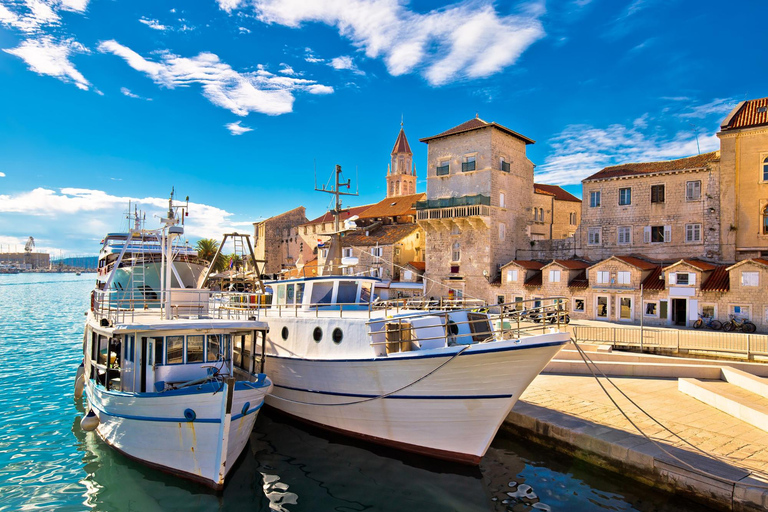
[{"x1": 0, "y1": 0, "x2": 766, "y2": 256}]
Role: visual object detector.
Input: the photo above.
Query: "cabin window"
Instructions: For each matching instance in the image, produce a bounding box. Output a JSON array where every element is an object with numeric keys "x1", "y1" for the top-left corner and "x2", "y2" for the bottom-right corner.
[
  {"x1": 313, "y1": 327, "x2": 323, "y2": 342},
  {"x1": 242, "y1": 335, "x2": 252, "y2": 371},
  {"x1": 207, "y1": 335, "x2": 222, "y2": 361},
  {"x1": 286, "y1": 284, "x2": 295, "y2": 305},
  {"x1": 337, "y1": 281, "x2": 358, "y2": 304},
  {"x1": 360, "y1": 282, "x2": 372, "y2": 303},
  {"x1": 295, "y1": 283, "x2": 305, "y2": 304},
  {"x1": 276, "y1": 285, "x2": 286, "y2": 305},
  {"x1": 125, "y1": 335, "x2": 135, "y2": 363},
  {"x1": 332, "y1": 328, "x2": 343, "y2": 344},
  {"x1": 166, "y1": 336, "x2": 184, "y2": 364},
  {"x1": 187, "y1": 335, "x2": 204, "y2": 363},
  {"x1": 233, "y1": 335, "x2": 243, "y2": 369},
  {"x1": 97, "y1": 335, "x2": 110, "y2": 365},
  {"x1": 311, "y1": 282, "x2": 334, "y2": 305},
  {"x1": 153, "y1": 337, "x2": 164, "y2": 366}
]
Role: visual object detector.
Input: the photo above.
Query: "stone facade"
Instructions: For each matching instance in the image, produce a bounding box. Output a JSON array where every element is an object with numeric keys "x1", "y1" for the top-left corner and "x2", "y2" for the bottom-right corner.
[
  {"x1": 253, "y1": 206, "x2": 312, "y2": 276},
  {"x1": 579, "y1": 154, "x2": 723, "y2": 262},
  {"x1": 718, "y1": 98, "x2": 768, "y2": 260}
]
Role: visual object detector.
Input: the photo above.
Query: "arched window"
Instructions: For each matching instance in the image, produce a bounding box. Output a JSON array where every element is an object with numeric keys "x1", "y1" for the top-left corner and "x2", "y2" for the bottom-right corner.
[
  {"x1": 763, "y1": 204, "x2": 768, "y2": 235},
  {"x1": 763, "y1": 156, "x2": 768, "y2": 182},
  {"x1": 452, "y1": 241, "x2": 461, "y2": 262}
]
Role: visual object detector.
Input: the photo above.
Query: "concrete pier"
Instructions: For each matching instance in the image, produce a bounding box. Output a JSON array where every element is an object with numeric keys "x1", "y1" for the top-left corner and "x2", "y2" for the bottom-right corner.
[{"x1": 504, "y1": 347, "x2": 768, "y2": 511}]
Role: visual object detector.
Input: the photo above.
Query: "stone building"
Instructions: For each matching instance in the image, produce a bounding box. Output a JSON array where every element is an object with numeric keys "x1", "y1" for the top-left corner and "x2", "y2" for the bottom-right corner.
[
  {"x1": 531, "y1": 184, "x2": 582, "y2": 240},
  {"x1": 253, "y1": 206, "x2": 312, "y2": 277},
  {"x1": 0, "y1": 252, "x2": 50, "y2": 270},
  {"x1": 718, "y1": 97, "x2": 768, "y2": 260},
  {"x1": 417, "y1": 117, "x2": 537, "y2": 300},
  {"x1": 579, "y1": 152, "x2": 723, "y2": 262},
  {"x1": 387, "y1": 124, "x2": 417, "y2": 197}
]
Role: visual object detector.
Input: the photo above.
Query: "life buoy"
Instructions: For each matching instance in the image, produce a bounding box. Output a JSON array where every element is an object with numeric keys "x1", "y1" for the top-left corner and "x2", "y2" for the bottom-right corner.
[{"x1": 90, "y1": 291, "x2": 95, "y2": 312}]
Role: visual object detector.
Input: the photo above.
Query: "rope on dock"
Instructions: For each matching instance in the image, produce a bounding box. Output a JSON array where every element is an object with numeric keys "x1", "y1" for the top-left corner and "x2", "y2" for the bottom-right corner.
[
  {"x1": 268, "y1": 345, "x2": 470, "y2": 407},
  {"x1": 570, "y1": 337, "x2": 768, "y2": 489}
]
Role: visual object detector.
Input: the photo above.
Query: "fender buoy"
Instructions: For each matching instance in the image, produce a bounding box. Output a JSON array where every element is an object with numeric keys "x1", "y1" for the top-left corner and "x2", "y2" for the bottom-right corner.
[
  {"x1": 74, "y1": 365, "x2": 84, "y2": 400},
  {"x1": 80, "y1": 409, "x2": 99, "y2": 432}
]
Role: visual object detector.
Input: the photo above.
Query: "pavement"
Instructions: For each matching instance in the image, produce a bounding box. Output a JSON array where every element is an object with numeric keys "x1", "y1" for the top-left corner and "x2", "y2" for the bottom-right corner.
[{"x1": 505, "y1": 372, "x2": 768, "y2": 512}]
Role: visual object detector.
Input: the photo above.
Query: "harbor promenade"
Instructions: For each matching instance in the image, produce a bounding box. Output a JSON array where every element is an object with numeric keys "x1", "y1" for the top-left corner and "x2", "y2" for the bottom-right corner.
[{"x1": 505, "y1": 339, "x2": 768, "y2": 511}]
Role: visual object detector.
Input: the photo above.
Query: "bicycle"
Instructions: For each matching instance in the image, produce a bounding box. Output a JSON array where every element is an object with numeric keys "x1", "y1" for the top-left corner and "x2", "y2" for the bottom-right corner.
[
  {"x1": 722, "y1": 314, "x2": 757, "y2": 333},
  {"x1": 692, "y1": 313, "x2": 722, "y2": 330}
]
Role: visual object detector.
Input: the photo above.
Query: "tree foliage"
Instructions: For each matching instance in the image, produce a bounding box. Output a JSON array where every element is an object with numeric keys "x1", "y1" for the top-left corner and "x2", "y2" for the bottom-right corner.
[{"x1": 196, "y1": 238, "x2": 226, "y2": 272}]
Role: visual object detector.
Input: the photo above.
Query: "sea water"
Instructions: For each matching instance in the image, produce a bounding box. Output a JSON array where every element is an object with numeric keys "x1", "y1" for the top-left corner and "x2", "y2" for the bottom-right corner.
[{"x1": 0, "y1": 274, "x2": 710, "y2": 511}]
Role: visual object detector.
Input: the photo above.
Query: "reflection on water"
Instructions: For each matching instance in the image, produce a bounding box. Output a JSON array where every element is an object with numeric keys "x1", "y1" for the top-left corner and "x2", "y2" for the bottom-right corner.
[{"x1": 0, "y1": 274, "x2": 712, "y2": 512}]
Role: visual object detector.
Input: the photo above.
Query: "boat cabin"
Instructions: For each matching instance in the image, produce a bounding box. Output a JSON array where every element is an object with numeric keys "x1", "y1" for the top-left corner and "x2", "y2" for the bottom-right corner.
[{"x1": 269, "y1": 276, "x2": 380, "y2": 310}]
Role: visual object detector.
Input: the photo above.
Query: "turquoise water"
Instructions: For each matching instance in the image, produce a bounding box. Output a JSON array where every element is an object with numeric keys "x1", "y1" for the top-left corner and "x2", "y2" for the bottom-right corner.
[{"x1": 0, "y1": 273, "x2": 710, "y2": 511}]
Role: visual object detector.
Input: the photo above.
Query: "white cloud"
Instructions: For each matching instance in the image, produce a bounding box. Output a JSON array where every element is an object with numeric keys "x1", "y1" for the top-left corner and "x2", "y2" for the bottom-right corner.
[
  {"x1": 238, "y1": 26, "x2": 251, "y2": 34},
  {"x1": 219, "y1": 0, "x2": 545, "y2": 86},
  {"x1": 0, "y1": 0, "x2": 89, "y2": 32},
  {"x1": 535, "y1": 123, "x2": 719, "y2": 186},
  {"x1": 226, "y1": 120, "x2": 253, "y2": 135},
  {"x1": 0, "y1": 187, "x2": 249, "y2": 254},
  {"x1": 0, "y1": 172, "x2": 5, "y2": 177},
  {"x1": 3, "y1": 36, "x2": 90, "y2": 90},
  {"x1": 138, "y1": 17, "x2": 168, "y2": 30},
  {"x1": 98, "y1": 40, "x2": 334, "y2": 116},
  {"x1": 278, "y1": 63, "x2": 295, "y2": 75},
  {"x1": 677, "y1": 98, "x2": 738, "y2": 119},
  {"x1": 120, "y1": 87, "x2": 151, "y2": 100},
  {"x1": 328, "y1": 55, "x2": 365, "y2": 75}
]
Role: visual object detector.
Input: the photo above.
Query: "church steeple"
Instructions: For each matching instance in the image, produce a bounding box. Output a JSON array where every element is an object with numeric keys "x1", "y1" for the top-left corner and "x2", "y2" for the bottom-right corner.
[{"x1": 387, "y1": 122, "x2": 416, "y2": 198}]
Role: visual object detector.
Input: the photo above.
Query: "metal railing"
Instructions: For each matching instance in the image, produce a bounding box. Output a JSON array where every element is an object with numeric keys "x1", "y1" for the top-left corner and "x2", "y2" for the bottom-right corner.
[
  {"x1": 573, "y1": 325, "x2": 768, "y2": 360},
  {"x1": 367, "y1": 297, "x2": 571, "y2": 353}
]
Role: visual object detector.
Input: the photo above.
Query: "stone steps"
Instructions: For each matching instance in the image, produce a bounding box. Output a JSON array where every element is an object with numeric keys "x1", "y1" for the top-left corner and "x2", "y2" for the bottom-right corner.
[{"x1": 678, "y1": 368, "x2": 768, "y2": 433}]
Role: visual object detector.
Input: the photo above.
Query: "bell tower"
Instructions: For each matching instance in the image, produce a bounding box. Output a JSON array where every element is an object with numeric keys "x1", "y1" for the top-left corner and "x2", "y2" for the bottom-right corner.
[{"x1": 387, "y1": 122, "x2": 416, "y2": 197}]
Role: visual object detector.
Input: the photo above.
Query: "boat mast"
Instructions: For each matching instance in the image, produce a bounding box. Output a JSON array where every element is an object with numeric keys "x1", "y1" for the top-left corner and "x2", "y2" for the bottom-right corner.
[{"x1": 316, "y1": 165, "x2": 358, "y2": 275}]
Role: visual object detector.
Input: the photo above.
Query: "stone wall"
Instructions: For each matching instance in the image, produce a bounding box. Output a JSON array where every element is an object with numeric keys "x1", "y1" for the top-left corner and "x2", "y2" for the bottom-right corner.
[{"x1": 253, "y1": 207, "x2": 309, "y2": 275}]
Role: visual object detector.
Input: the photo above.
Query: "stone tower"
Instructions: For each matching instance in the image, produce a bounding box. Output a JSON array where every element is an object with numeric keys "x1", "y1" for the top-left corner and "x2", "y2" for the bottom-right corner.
[{"x1": 387, "y1": 124, "x2": 417, "y2": 197}]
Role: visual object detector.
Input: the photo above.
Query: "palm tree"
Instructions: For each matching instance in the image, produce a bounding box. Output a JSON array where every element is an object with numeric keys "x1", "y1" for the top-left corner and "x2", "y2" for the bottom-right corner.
[{"x1": 196, "y1": 238, "x2": 226, "y2": 272}]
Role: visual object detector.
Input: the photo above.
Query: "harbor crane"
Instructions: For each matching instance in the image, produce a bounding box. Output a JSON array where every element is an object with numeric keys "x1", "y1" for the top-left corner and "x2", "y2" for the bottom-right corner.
[{"x1": 24, "y1": 237, "x2": 35, "y2": 252}]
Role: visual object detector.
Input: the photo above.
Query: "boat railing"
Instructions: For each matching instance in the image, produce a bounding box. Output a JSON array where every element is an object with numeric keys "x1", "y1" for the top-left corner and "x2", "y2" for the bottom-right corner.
[
  {"x1": 206, "y1": 292, "x2": 491, "y2": 321},
  {"x1": 91, "y1": 288, "x2": 213, "y2": 324},
  {"x1": 365, "y1": 297, "x2": 570, "y2": 353}
]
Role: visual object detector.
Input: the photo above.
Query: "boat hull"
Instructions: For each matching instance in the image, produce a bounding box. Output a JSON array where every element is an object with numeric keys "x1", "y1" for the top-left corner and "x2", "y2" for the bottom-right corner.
[
  {"x1": 85, "y1": 379, "x2": 270, "y2": 489},
  {"x1": 264, "y1": 333, "x2": 567, "y2": 463}
]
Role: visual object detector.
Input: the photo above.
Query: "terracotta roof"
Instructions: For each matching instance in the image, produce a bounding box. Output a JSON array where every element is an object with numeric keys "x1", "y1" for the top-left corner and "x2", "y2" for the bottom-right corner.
[
  {"x1": 419, "y1": 117, "x2": 535, "y2": 145},
  {"x1": 524, "y1": 271, "x2": 542, "y2": 287},
  {"x1": 533, "y1": 184, "x2": 581, "y2": 202},
  {"x1": 640, "y1": 266, "x2": 665, "y2": 291},
  {"x1": 615, "y1": 255, "x2": 658, "y2": 271},
  {"x1": 283, "y1": 258, "x2": 319, "y2": 279},
  {"x1": 406, "y1": 261, "x2": 425, "y2": 271},
  {"x1": 721, "y1": 97, "x2": 768, "y2": 131},
  {"x1": 551, "y1": 259, "x2": 591, "y2": 270},
  {"x1": 254, "y1": 206, "x2": 307, "y2": 225},
  {"x1": 505, "y1": 260, "x2": 545, "y2": 270},
  {"x1": 304, "y1": 205, "x2": 373, "y2": 226},
  {"x1": 701, "y1": 266, "x2": 730, "y2": 292},
  {"x1": 568, "y1": 270, "x2": 589, "y2": 289},
  {"x1": 664, "y1": 259, "x2": 718, "y2": 272},
  {"x1": 754, "y1": 258, "x2": 768, "y2": 267},
  {"x1": 583, "y1": 152, "x2": 719, "y2": 182},
  {"x1": 391, "y1": 128, "x2": 412, "y2": 154},
  {"x1": 357, "y1": 193, "x2": 425, "y2": 219},
  {"x1": 727, "y1": 258, "x2": 768, "y2": 271},
  {"x1": 341, "y1": 224, "x2": 419, "y2": 247}
]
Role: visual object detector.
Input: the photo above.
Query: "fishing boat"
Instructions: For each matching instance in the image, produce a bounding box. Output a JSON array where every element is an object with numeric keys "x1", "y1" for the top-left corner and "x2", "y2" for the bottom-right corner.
[
  {"x1": 75, "y1": 193, "x2": 273, "y2": 489},
  {"x1": 204, "y1": 167, "x2": 569, "y2": 464}
]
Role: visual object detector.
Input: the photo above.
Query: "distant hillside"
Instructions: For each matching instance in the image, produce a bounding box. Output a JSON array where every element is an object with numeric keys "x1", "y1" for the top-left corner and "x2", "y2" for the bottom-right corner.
[{"x1": 52, "y1": 256, "x2": 98, "y2": 269}]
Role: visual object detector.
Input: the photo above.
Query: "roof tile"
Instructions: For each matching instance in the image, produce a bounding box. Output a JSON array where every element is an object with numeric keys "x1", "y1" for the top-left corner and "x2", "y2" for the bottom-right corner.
[
  {"x1": 357, "y1": 193, "x2": 425, "y2": 219},
  {"x1": 419, "y1": 117, "x2": 535, "y2": 145},
  {"x1": 721, "y1": 97, "x2": 768, "y2": 131},
  {"x1": 615, "y1": 255, "x2": 659, "y2": 271},
  {"x1": 568, "y1": 270, "x2": 589, "y2": 289},
  {"x1": 701, "y1": 266, "x2": 730, "y2": 292},
  {"x1": 641, "y1": 266, "x2": 665, "y2": 291},
  {"x1": 583, "y1": 152, "x2": 719, "y2": 182},
  {"x1": 391, "y1": 128, "x2": 412, "y2": 154},
  {"x1": 341, "y1": 224, "x2": 419, "y2": 247},
  {"x1": 533, "y1": 184, "x2": 581, "y2": 202}
]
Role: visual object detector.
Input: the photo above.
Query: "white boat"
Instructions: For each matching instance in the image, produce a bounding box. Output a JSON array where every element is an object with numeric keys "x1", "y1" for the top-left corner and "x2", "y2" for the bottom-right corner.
[
  {"x1": 76, "y1": 193, "x2": 273, "y2": 489},
  {"x1": 204, "y1": 167, "x2": 569, "y2": 464}
]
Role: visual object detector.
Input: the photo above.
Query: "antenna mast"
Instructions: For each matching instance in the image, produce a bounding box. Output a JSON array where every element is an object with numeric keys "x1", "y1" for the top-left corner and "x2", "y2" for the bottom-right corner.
[{"x1": 315, "y1": 165, "x2": 359, "y2": 274}]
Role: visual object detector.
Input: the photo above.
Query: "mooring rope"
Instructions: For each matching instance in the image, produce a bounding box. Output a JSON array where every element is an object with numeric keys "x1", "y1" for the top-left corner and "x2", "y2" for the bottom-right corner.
[
  {"x1": 570, "y1": 337, "x2": 768, "y2": 489},
  {"x1": 268, "y1": 344, "x2": 470, "y2": 407}
]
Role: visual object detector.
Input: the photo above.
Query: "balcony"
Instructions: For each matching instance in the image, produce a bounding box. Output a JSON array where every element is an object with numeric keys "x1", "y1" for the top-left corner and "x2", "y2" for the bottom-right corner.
[{"x1": 416, "y1": 195, "x2": 491, "y2": 225}]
